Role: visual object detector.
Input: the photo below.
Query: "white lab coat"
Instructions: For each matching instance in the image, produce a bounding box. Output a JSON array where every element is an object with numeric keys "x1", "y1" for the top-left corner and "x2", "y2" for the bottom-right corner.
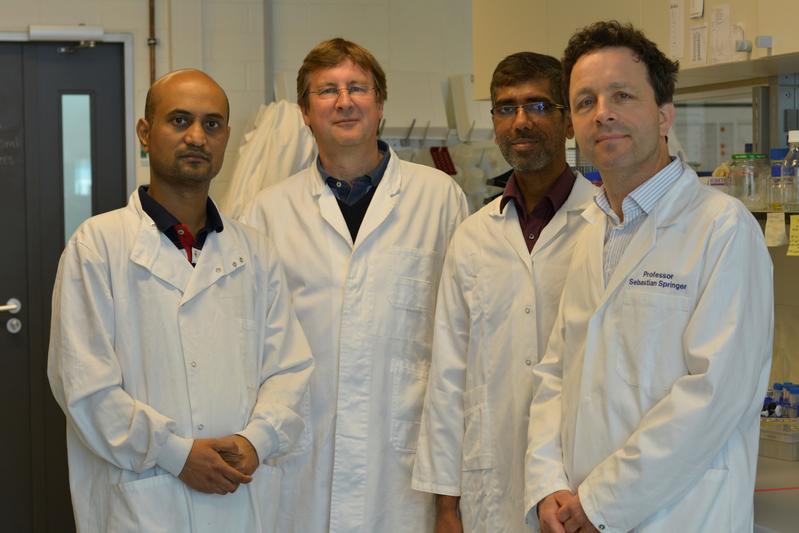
[
  {"x1": 412, "y1": 174, "x2": 596, "y2": 532},
  {"x1": 243, "y1": 148, "x2": 468, "y2": 532},
  {"x1": 220, "y1": 100, "x2": 316, "y2": 219},
  {"x1": 48, "y1": 191, "x2": 314, "y2": 533},
  {"x1": 525, "y1": 165, "x2": 773, "y2": 532}
]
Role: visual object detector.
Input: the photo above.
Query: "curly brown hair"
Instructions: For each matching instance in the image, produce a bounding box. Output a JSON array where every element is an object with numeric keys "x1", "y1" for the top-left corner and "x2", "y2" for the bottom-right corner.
[{"x1": 562, "y1": 20, "x2": 679, "y2": 106}]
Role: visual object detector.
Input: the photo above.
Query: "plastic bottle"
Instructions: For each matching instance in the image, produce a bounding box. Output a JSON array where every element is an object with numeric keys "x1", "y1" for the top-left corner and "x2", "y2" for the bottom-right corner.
[
  {"x1": 789, "y1": 385, "x2": 799, "y2": 418},
  {"x1": 776, "y1": 131, "x2": 799, "y2": 210},
  {"x1": 774, "y1": 383, "x2": 785, "y2": 417}
]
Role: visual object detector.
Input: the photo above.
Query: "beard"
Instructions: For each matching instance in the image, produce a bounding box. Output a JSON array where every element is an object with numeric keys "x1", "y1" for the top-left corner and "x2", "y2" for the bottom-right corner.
[
  {"x1": 497, "y1": 129, "x2": 553, "y2": 172},
  {"x1": 156, "y1": 148, "x2": 220, "y2": 184}
]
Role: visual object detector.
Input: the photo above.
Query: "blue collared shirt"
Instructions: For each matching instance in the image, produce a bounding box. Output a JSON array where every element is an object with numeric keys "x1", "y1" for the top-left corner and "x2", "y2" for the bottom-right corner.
[
  {"x1": 317, "y1": 140, "x2": 391, "y2": 206},
  {"x1": 594, "y1": 157, "x2": 683, "y2": 286}
]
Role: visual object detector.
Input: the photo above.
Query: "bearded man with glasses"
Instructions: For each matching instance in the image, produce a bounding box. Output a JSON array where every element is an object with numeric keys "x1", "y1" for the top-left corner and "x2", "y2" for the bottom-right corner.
[
  {"x1": 243, "y1": 38, "x2": 468, "y2": 533},
  {"x1": 412, "y1": 51, "x2": 597, "y2": 533}
]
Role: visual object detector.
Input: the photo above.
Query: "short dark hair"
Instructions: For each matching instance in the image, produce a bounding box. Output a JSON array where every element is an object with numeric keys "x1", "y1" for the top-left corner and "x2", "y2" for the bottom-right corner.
[
  {"x1": 562, "y1": 20, "x2": 679, "y2": 106},
  {"x1": 297, "y1": 38, "x2": 387, "y2": 111},
  {"x1": 490, "y1": 52, "x2": 565, "y2": 106}
]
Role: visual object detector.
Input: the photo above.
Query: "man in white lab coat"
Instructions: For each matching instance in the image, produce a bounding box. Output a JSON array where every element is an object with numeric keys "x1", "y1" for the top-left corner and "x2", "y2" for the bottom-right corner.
[
  {"x1": 526, "y1": 21, "x2": 773, "y2": 533},
  {"x1": 48, "y1": 69, "x2": 313, "y2": 533},
  {"x1": 243, "y1": 38, "x2": 468, "y2": 532},
  {"x1": 411, "y1": 52, "x2": 596, "y2": 533}
]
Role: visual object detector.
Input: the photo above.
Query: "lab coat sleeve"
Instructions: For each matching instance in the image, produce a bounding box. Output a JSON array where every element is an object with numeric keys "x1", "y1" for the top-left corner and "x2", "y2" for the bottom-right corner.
[
  {"x1": 412, "y1": 231, "x2": 472, "y2": 496},
  {"x1": 577, "y1": 214, "x2": 773, "y2": 532},
  {"x1": 524, "y1": 291, "x2": 573, "y2": 524},
  {"x1": 237, "y1": 238, "x2": 314, "y2": 463},
  {"x1": 47, "y1": 238, "x2": 193, "y2": 478}
]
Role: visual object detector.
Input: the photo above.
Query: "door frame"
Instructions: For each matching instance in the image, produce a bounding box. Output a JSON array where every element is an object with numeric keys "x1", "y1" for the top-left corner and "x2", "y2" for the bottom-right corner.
[
  {"x1": 0, "y1": 31, "x2": 136, "y2": 194},
  {"x1": 1, "y1": 33, "x2": 134, "y2": 531}
]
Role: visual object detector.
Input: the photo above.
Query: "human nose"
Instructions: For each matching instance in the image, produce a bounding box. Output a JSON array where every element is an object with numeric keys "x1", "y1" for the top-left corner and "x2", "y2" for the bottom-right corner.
[
  {"x1": 184, "y1": 121, "x2": 206, "y2": 146},
  {"x1": 511, "y1": 105, "x2": 533, "y2": 129},
  {"x1": 335, "y1": 88, "x2": 354, "y2": 108},
  {"x1": 593, "y1": 96, "x2": 616, "y2": 124}
]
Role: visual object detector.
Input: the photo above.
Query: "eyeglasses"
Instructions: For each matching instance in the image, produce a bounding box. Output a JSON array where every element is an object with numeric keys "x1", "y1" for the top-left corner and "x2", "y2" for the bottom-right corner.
[
  {"x1": 490, "y1": 101, "x2": 567, "y2": 118},
  {"x1": 308, "y1": 85, "x2": 374, "y2": 100}
]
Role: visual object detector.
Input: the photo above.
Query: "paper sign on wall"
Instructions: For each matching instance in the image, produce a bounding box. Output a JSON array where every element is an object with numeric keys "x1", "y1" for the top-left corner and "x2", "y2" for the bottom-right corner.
[
  {"x1": 691, "y1": 25, "x2": 708, "y2": 64},
  {"x1": 788, "y1": 215, "x2": 799, "y2": 256},
  {"x1": 669, "y1": 1, "x2": 685, "y2": 59},
  {"x1": 690, "y1": 0, "x2": 704, "y2": 18}
]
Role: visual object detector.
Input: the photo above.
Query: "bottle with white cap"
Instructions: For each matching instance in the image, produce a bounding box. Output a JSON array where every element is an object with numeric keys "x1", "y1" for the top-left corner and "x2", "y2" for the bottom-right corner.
[{"x1": 776, "y1": 130, "x2": 799, "y2": 210}]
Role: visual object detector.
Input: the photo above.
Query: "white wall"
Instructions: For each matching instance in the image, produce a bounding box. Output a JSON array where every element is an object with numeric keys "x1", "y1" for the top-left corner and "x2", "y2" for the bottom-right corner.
[
  {"x1": 0, "y1": 0, "x2": 266, "y2": 202},
  {"x1": 0, "y1": 0, "x2": 475, "y2": 201}
]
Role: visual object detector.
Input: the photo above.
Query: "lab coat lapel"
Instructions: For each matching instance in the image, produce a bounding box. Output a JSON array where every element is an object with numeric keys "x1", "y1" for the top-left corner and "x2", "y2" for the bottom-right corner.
[
  {"x1": 309, "y1": 166, "x2": 355, "y2": 247},
  {"x1": 129, "y1": 195, "x2": 193, "y2": 294},
  {"x1": 581, "y1": 203, "x2": 608, "y2": 305},
  {"x1": 353, "y1": 153, "x2": 400, "y2": 251},
  {"x1": 181, "y1": 226, "x2": 246, "y2": 305},
  {"x1": 492, "y1": 201, "x2": 533, "y2": 275},
  {"x1": 600, "y1": 168, "x2": 693, "y2": 300}
]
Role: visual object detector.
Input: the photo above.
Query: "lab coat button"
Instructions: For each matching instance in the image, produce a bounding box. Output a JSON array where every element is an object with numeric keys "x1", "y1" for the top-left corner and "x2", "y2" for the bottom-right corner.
[
  {"x1": 197, "y1": 424, "x2": 204, "y2": 431},
  {"x1": 232, "y1": 261, "x2": 237, "y2": 267},
  {"x1": 190, "y1": 361, "x2": 197, "y2": 368},
  {"x1": 524, "y1": 306, "x2": 531, "y2": 314},
  {"x1": 215, "y1": 267, "x2": 222, "y2": 273},
  {"x1": 598, "y1": 526, "x2": 605, "y2": 531},
  {"x1": 525, "y1": 359, "x2": 532, "y2": 366}
]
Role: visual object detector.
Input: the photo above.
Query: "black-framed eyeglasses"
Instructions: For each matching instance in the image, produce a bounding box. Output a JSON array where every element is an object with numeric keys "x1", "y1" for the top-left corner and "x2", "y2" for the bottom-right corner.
[
  {"x1": 308, "y1": 85, "x2": 374, "y2": 100},
  {"x1": 490, "y1": 101, "x2": 567, "y2": 118}
]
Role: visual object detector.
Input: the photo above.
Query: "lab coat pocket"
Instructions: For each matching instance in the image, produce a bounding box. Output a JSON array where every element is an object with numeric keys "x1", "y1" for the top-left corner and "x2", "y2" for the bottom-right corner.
[
  {"x1": 462, "y1": 384, "x2": 494, "y2": 471},
  {"x1": 108, "y1": 472, "x2": 190, "y2": 533},
  {"x1": 390, "y1": 358, "x2": 430, "y2": 452},
  {"x1": 617, "y1": 291, "x2": 692, "y2": 394}
]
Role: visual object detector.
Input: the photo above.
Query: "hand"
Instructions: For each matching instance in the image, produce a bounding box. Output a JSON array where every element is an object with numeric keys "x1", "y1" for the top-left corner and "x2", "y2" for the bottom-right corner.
[
  {"x1": 218, "y1": 435, "x2": 260, "y2": 476},
  {"x1": 556, "y1": 492, "x2": 598, "y2": 533},
  {"x1": 434, "y1": 495, "x2": 463, "y2": 533},
  {"x1": 538, "y1": 490, "x2": 573, "y2": 533},
  {"x1": 178, "y1": 438, "x2": 253, "y2": 495}
]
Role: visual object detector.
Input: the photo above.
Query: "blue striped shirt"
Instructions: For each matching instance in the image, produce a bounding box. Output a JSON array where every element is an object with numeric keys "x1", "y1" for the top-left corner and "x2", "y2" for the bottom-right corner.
[{"x1": 595, "y1": 157, "x2": 684, "y2": 286}]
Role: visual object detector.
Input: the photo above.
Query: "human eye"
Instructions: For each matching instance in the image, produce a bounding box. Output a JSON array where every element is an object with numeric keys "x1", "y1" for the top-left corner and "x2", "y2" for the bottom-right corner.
[
  {"x1": 493, "y1": 105, "x2": 516, "y2": 117},
  {"x1": 205, "y1": 119, "x2": 221, "y2": 131},
  {"x1": 574, "y1": 97, "x2": 594, "y2": 111},
  {"x1": 616, "y1": 91, "x2": 634, "y2": 101},
  {"x1": 171, "y1": 115, "x2": 189, "y2": 127},
  {"x1": 348, "y1": 85, "x2": 369, "y2": 95},
  {"x1": 524, "y1": 102, "x2": 550, "y2": 114},
  {"x1": 316, "y1": 87, "x2": 339, "y2": 98}
]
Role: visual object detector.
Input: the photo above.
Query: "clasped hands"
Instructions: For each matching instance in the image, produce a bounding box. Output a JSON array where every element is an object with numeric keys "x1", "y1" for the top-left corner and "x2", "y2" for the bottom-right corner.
[
  {"x1": 538, "y1": 490, "x2": 599, "y2": 533},
  {"x1": 178, "y1": 435, "x2": 259, "y2": 495}
]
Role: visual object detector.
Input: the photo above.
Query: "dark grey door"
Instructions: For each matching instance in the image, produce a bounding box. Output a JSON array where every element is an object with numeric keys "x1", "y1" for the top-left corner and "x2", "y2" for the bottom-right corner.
[{"x1": 0, "y1": 41, "x2": 126, "y2": 532}]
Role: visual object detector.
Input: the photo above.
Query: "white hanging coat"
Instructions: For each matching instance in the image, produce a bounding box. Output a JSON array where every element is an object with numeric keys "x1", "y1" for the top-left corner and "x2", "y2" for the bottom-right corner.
[
  {"x1": 48, "y1": 192, "x2": 314, "y2": 533},
  {"x1": 412, "y1": 174, "x2": 596, "y2": 532},
  {"x1": 525, "y1": 166, "x2": 773, "y2": 532},
  {"x1": 243, "y1": 148, "x2": 468, "y2": 532}
]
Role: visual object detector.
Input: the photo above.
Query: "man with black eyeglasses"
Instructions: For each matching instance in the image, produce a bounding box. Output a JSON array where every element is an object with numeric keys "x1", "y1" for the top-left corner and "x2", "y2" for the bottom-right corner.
[
  {"x1": 243, "y1": 38, "x2": 468, "y2": 533},
  {"x1": 411, "y1": 52, "x2": 597, "y2": 533}
]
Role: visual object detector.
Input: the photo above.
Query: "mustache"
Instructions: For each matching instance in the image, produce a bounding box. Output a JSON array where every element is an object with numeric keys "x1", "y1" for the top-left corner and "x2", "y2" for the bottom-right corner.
[
  {"x1": 177, "y1": 148, "x2": 210, "y2": 160},
  {"x1": 509, "y1": 129, "x2": 546, "y2": 143}
]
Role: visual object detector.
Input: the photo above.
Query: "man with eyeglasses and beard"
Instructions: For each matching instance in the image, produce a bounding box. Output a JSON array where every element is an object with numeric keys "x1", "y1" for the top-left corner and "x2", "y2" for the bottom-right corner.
[
  {"x1": 244, "y1": 38, "x2": 468, "y2": 533},
  {"x1": 411, "y1": 52, "x2": 596, "y2": 533}
]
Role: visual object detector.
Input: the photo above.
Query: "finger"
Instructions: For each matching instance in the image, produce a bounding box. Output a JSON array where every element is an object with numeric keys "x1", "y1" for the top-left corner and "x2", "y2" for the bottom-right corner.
[
  {"x1": 556, "y1": 505, "x2": 571, "y2": 523},
  {"x1": 215, "y1": 458, "x2": 253, "y2": 484},
  {"x1": 212, "y1": 438, "x2": 240, "y2": 454},
  {"x1": 563, "y1": 516, "x2": 582, "y2": 533}
]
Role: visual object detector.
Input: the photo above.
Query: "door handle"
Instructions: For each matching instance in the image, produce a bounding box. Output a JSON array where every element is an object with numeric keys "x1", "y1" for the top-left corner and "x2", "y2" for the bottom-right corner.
[{"x1": 0, "y1": 298, "x2": 21, "y2": 314}]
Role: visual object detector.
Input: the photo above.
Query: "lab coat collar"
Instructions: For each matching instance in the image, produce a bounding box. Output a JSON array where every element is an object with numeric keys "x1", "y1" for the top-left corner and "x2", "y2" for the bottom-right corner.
[
  {"x1": 599, "y1": 164, "x2": 700, "y2": 298},
  {"x1": 128, "y1": 191, "x2": 246, "y2": 304},
  {"x1": 306, "y1": 146, "x2": 403, "y2": 250},
  {"x1": 490, "y1": 171, "x2": 596, "y2": 270}
]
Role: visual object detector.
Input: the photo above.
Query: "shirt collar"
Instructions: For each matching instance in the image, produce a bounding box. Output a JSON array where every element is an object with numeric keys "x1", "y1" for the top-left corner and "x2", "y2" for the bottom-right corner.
[
  {"x1": 317, "y1": 139, "x2": 391, "y2": 187},
  {"x1": 138, "y1": 185, "x2": 224, "y2": 235},
  {"x1": 499, "y1": 166, "x2": 577, "y2": 215},
  {"x1": 594, "y1": 157, "x2": 683, "y2": 225}
]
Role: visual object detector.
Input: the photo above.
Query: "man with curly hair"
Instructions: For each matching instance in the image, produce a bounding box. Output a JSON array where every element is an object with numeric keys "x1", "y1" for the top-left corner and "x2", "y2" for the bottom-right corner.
[{"x1": 525, "y1": 21, "x2": 772, "y2": 533}]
